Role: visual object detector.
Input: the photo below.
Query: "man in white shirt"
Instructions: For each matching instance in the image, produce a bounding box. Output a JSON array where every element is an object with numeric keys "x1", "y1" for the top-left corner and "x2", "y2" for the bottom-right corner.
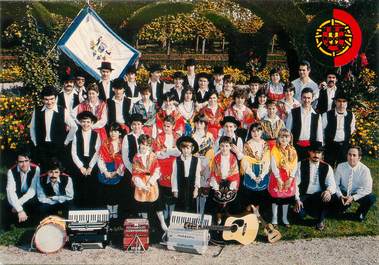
[
  {"x1": 334, "y1": 146, "x2": 376, "y2": 222},
  {"x1": 57, "y1": 71, "x2": 79, "y2": 113},
  {"x1": 316, "y1": 70, "x2": 339, "y2": 114},
  {"x1": 30, "y1": 86, "x2": 78, "y2": 171},
  {"x1": 294, "y1": 142, "x2": 337, "y2": 230},
  {"x1": 6, "y1": 148, "x2": 39, "y2": 226},
  {"x1": 37, "y1": 159, "x2": 74, "y2": 218},
  {"x1": 184, "y1": 58, "x2": 197, "y2": 89},
  {"x1": 74, "y1": 69, "x2": 87, "y2": 103},
  {"x1": 286, "y1": 87, "x2": 323, "y2": 161},
  {"x1": 291, "y1": 60, "x2": 319, "y2": 105},
  {"x1": 148, "y1": 64, "x2": 164, "y2": 106},
  {"x1": 322, "y1": 90, "x2": 355, "y2": 168},
  {"x1": 97, "y1": 61, "x2": 114, "y2": 101}
]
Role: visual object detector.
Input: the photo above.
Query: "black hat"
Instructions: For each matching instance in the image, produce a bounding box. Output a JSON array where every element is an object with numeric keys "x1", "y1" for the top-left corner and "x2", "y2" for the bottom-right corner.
[
  {"x1": 112, "y1": 78, "x2": 125, "y2": 89},
  {"x1": 308, "y1": 141, "x2": 325, "y2": 152},
  {"x1": 197, "y1": 72, "x2": 210, "y2": 80},
  {"x1": 127, "y1": 66, "x2": 137, "y2": 74},
  {"x1": 98, "y1": 61, "x2": 114, "y2": 71},
  {"x1": 176, "y1": 136, "x2": 199, "y2": 154},
  {"x1": 220, "y1": 116, "x2": 241, "y2": 127},
  {"x1": 213, "y1": 66, "x2": 224, "y2": 75},
  {"x1": 75, "y1": 68, "x2": 87, "y2": 78},
  {"x1": 130, "y1": 113, "x2": 146, "y2": 124},
  {"x1": 249, "y1": 76, "x2": 262, "y2": 84},
  {"x1": 333, "y1": 90, "x2": 349, "y2": 101},
  {"x1": 149, "y1": 64, "x2": 164, "y2": 73},
  {"x1": 62, "y1": 67, "x2": 75, "y2": 82},
  {"x1": 326, "y1": 69, "x2": 338, "y2": 78},
  {"x1": 185, "y1": 58, "x2": 196, "y2": 66},
  {"x1": 173, "y1": 71, "x2": 186, "y2": 80},
  {"x1": 77, "y1": 111, "x2": 98, "y2": 123}
]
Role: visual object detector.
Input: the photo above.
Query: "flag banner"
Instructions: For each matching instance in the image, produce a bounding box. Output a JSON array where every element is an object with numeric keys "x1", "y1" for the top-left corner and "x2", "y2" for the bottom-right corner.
[{"x1": 57, "y1": 6, "x2": 140, "y2": 81}]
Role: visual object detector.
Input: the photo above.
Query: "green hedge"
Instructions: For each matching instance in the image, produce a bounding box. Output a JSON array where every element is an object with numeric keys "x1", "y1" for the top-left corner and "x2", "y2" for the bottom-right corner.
[{"x1": 40, "y1": 1, "x2": 83, "y2": 18}]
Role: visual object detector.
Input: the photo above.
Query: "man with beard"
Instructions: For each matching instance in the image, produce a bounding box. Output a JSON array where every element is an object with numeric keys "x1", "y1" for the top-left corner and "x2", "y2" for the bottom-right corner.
[
  {"x1": 57, "y1": 71, "x2": 80, "y2": 113},
  {"x1": 294, "y1": 141, "x2": 337, "y2": 230},
  {"x1": 316, "y1": 71, "x2": 339, "y2": 114}
]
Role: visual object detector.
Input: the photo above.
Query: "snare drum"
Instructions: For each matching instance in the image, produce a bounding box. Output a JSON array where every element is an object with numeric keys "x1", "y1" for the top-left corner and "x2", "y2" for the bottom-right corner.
[{"x1": 34, "y1": 215, "x2": 67, "y2": 254}]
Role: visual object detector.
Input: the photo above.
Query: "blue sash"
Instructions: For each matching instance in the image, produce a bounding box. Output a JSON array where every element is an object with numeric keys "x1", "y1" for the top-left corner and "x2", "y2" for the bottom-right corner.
[
  {"x1": 243, "y1": 164, "x2": 269, "y2": 191},
  {"x1": 97, "y1": 162, "x2": 124, "y2": 185}
]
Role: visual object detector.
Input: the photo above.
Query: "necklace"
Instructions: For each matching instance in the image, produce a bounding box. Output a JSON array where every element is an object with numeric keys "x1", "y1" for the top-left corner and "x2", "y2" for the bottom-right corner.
[{"x1": 183, "y1": 101, "x2": 194, "y2": 113}]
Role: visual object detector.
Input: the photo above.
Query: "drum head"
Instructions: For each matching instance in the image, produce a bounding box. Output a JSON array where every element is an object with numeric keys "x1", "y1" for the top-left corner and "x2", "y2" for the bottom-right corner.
[{"x1": 35, "y1": 223, "x2": 66, "y2": 254}]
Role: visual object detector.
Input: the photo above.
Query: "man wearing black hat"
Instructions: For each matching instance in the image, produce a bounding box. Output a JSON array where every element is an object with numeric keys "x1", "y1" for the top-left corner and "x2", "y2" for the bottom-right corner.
[
  {"x1": 57, "y1": 70, "x2": 80, "y2": 112},
  {"x1": 209, "y1": 66, "x2": 225, "y2": 94},
  {"x1": 316, "y1": 70, "x2": 339, "y2": 114},
  {"x1": 184, "y1": 58, "x2": 197, "y2": 89},
  {"x1": 97, "y1": 61, "x2": 114, "y2": 101},
  {"x1": 214, "y1": 116, "x2": 244, "y2": 161},
  {"x1": 294, "y1": 141, "x2": 337, "y2": 230},
  {"x1": 107, "y1": 78, "x2": 132, "y2": 131},
  {"x1": 148, "y1": 64, "x2": 165, "y2": 107},
  {"x1": 124, "y1": 66, "x2": 140, "y2": 99},
  {"x1": 322, "y1": 90, "x2": 355, "y2": 168},
  {"x1": 74, "y1": 68, "x2": 88, "y2": 103},
  {"x1": 170, "y1": 71, "x2": 186, "y2": 103},
  {"x1": 30, "y1": 86, "x2": 78, "y2": 171},
  {"x1": 171, "y1": 136, "x2": 201, "y2": 213},
  {"x1": 71, "y1": 111, "x2": 101, "y2": 207},
  {"x1": 195, "y1": 72, "x2": 215, "y2": 110}
]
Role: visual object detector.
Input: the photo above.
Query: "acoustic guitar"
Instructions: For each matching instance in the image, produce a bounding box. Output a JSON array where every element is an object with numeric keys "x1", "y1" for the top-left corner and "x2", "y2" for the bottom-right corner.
[
  {"x1": 250, "y1": 205, "x2": 281, "y2": 243},
  {"x1": 184, "y1": 214, "x2": 259, "y2": 245}
]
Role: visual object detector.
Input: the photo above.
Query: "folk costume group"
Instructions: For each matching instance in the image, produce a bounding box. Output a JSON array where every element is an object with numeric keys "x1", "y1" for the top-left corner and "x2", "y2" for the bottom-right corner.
[{"x1": 6, "y1": 59, "x2": 376, "y2": 238}]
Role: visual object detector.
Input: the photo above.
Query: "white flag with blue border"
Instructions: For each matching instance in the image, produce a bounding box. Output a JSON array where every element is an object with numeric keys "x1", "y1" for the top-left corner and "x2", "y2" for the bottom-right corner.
[{"x1": 57, "y1": 7, "x2": 139, "y2": 81}]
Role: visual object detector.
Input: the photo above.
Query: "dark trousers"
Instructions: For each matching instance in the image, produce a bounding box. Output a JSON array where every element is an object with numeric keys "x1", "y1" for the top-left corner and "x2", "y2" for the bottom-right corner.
[
  {"x1": 4, "y1": 197, "x2": 39, "y2": 229},
  {"x1": 294, "y1": 144, "x2": 309, "y2": 162},
  {"x1": 334, "y1": 193, "x2": 376, "y2": 218},
  {"x1": 324, "y1": 141, "x2": 349, "y2": 168},
  {"x1": 33, "y1": 142, "x2": 66, "y2": 172},
  {"x1": 298, "y1": 192, "x2": 338, "y2": 223},
  {"x1": 39, "y1": 200, "x2": 73, "y2": 219}
]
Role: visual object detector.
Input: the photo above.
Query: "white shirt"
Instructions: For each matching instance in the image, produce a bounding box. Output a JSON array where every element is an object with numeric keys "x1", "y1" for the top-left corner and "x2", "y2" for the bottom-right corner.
[
  {"x1": 71, "y1": 130, "x2": 101, "y2": 169},
  {"x1": 291, "y1": 78, "x2": 319, "y2": 102},
  {"x1": 101, "y1": 80, "x2": 111, "y2": 99},
  {"x1": 326, "y1": 86, "x2": 337, "y2": 111},
  {"x1": 148, "y1": 79, "x2": 161, "y2": 101},
  {"x1": 178, "y1": 101, "x2": 195, "y2": 120},
  {"x1": 256, "y1": 105, "x2": 267, "y2": 120},
  {"x1": 334, "y1": 161, "x2": 372, "y2": 201},
  {"x1": 122, "y1": 132, "x2": 141, "y2": 173},
  {"x1": 75, "y1": 86, "x2": 87, "y2": 103},
  {"x1": 286, "y1": 106, "x2": 323, "y2": 144},
  {"x1": 113, "y1": 96, "x2": 126, "y2": 124},
  {"x1": 187, "y1": 74, "x2": 195, "y2": 88},
  {"x1": 214, "y1": 81, "x2": 224, "y2": 94},
  {"x1": 37, "y1": 176, "x2": 74, "y2": 205},
  {"x1": 6, "y1": 165, "x2": 39, "y2": 212},
  {"x1": 30, "y1": 103, "x2": 78, "y2": 146},
  {"x1": 63, "y1": 90, "x2": 77, "y2": 112},
  {"x1": 171, "y1": 155, "x2": 201, "y2": 192},
  {"x1": 322, "y1": 110, "x2": 356, "y2": 142},
  {"x1": 295, "y1": 161, "x2": 336, "y2": 200}
]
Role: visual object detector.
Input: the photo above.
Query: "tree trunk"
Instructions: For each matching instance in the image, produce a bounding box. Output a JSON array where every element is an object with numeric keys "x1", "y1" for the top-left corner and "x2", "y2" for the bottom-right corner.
[
  {"x1": 202, "y1": 38, "x2": 206, "y2": 55},
  {"x1": 222, "y1": 37, "x2": 225, "y2": 52},
  {"x1": 167, "y1": 40, "x2": 171, "y2": 56},
  {"x1": 136, "y1": 39, "x2": 139, "y2": 49},
  {"x1": 196, "y1": 36, "x2": 199, "y2": 53}
]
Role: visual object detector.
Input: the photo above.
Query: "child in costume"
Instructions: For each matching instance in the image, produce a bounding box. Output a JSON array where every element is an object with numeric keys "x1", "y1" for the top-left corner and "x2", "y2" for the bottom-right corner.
[{"x1": 261, "y1": 100, "x2": 286, "y2": 150}]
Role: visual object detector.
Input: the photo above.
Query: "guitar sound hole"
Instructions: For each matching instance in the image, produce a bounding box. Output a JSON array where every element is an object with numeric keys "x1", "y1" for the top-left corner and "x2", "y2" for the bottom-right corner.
[{"x1": 230, "y1": 224, "x2": 238, "y2": 233}]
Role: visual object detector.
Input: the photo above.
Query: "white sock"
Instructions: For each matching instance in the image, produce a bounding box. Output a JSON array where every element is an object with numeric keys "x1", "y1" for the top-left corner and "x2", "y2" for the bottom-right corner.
[
  {"x1": 271, "y1": 203, "x2": 278, "y2": 224},
  {"x1": 113, "y1": 204, "x2": 118, "y2": 219},
  {"x1": 107, "y1": 205, "x2": 113, "y2": 219},
  {"x1": 282, "y1": 204, "x2": 289, "y2": 225},
  {"x1": 156, "y1": 211, "x2": 168, "y2": 232}
]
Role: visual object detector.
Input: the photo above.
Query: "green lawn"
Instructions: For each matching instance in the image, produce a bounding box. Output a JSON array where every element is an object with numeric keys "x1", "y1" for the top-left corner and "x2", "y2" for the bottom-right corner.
[{"x1": 0, "y1": 157, "x2": 377, "y2": 246}]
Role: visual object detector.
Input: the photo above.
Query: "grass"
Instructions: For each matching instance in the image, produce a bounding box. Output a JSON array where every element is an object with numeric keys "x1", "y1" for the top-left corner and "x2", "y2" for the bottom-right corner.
[{"x1": 0, "y1": 158, "x2": 377, "y2": 246}]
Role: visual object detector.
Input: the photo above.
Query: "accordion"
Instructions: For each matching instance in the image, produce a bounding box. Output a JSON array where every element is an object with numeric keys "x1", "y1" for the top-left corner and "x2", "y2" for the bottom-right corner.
[
  {"x1": 67, "y1": 209, "x2": 110, "y2": 251},
  {"x1": 123, "y1": 219, "x2": 149, "y2": 251},
  {"x1": 166, "y1": 211, "x2": 212, "y2": 255}
]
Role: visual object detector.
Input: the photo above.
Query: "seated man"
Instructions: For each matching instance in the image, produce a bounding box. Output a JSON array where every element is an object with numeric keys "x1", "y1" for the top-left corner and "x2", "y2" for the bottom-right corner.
[
  {"x1": 6, "y1": 148, "x2": 39, "y2": 225},
  {"x1": 294, "y1": 141, "x2": 337, "y2": 230},
  {"x1": 37, "y1": 159, "x2": 74, "y2": 218},
  {"x1": 334, "y1": 145, "x2": 376, "y2": 222}
]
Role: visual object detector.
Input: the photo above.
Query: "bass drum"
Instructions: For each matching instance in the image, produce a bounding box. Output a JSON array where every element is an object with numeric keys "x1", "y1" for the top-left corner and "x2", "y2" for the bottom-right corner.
[{"x1": 34, "y1": 215, "x2": 67, "y2": 254}]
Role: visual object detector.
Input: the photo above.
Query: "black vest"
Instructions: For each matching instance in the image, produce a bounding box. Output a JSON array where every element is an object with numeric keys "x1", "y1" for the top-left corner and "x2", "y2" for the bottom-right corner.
[
  {"x1": 149, "y1": 81, "x2": 164, "y2": 107},
  {"x1": 40, "y1": 174, "x2": 69, "y2": 197},
  {"x1": 57, "y1": 91, "x2": 79, "y2": 110},
  {"x1": 98, "y1": 80, "x2": 114, "y2": 101},
  {"x1": 316, "y1": 88, "x2": 337, "y2": 114},
  {"x1": 324, "y1": 110, "x2": 353, "y2": 143},
  {"x1": 76, "y1": 129, "x2": 98, "y2": 166},
  {"x1": 195, "y1": 88, "x2": 214, "y2": 104},
  {"x1": 34, "y1": 105, "x2": 66, "y2": 146},
  {"x1": 176, "y1": 156, "x2": 198, "y2": 205},
  {"x1": 107, "y1": 97, "x2": 131, "y2": 125},
  {"x1": 12, "y1": 165, "x2": 37, "y2": 198},
  {"x1": 291, "y1": 107, "x2": 319, "y2": 142},
  {"x1": 127, "y1": 134, "x2": 138, "y2": 163},
  {"x1": 170, "y1": 87, "x2": 185, "y2": 103},
  {"x1": 299, "y1": 160, "x2": 329, "y2": 196},
  {"x1": 125, "y1": 82, "x2": 140, "y2": 98}
]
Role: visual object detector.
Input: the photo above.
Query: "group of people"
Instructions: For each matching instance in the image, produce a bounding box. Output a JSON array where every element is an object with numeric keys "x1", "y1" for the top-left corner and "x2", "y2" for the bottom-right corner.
[{"x1": 6, "y1": 58, "x2": 376, "y2": 236}]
